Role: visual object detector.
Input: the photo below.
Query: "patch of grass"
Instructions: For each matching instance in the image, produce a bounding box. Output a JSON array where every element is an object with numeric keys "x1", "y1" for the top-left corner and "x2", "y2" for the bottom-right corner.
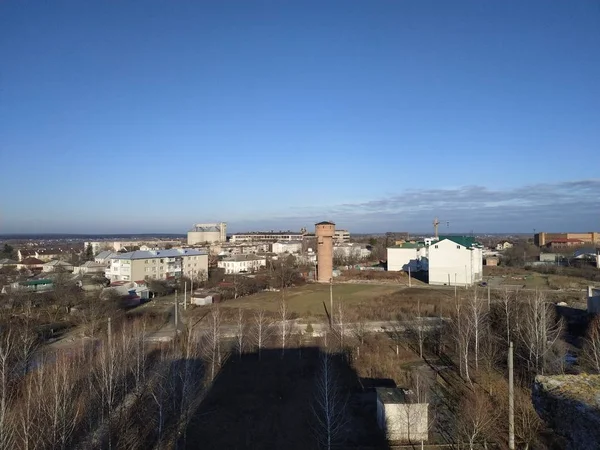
[{"x1": 218, "y1": 283, "x2": 400, "y2": 320}]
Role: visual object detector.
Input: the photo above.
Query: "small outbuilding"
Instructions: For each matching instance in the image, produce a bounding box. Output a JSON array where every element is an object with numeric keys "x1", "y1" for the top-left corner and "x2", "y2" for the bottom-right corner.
[{"x1": 376, "y1": 388, "x2": 428, "y2": 442}]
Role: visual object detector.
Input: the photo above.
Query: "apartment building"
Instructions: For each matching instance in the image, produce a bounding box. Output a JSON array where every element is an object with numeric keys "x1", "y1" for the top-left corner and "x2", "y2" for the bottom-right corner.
[
  {"x1": 334, "y1": 229, "x2": 350, "y2": 243},
  {"x1": 106, "y1": 248, "x2": 208, "y2": 282},
  {"x1": 218, "y1": 254, "x2": 266, "y2": 274}
]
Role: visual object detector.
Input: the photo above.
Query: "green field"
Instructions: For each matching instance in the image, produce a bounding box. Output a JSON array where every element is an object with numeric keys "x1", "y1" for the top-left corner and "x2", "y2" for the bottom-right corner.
[{"x1": 218, "y1": 282, "x2": 402, "y2": 319}]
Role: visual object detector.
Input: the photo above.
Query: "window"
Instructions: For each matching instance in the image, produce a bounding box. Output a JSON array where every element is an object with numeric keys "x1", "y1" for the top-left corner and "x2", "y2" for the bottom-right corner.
[
  {"x1": 145, "y1": 260, "x2": 148, "y2": 264},
  {"x1": 435, "y1": 245, "x2": 438, "y2": 249},
  {"x1": 457, "y1": 245, "x2": 460, "y2": 249}
]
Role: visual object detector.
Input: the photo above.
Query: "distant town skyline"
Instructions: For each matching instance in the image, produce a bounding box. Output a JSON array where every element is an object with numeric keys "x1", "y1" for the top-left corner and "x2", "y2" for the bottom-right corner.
[{"x1": 1, "y1": 1, "x2": 599, "y2": 234}]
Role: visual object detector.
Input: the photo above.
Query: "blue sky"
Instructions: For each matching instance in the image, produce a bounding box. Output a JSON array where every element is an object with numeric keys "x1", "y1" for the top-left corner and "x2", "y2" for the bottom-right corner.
[{"x1": 1, "y1": 1, "x2": 599, "y2": 234}]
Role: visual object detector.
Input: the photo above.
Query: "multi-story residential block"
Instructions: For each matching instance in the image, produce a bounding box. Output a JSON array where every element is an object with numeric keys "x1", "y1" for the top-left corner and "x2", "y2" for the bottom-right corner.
[
  {"x1": 333, "y1": 243, "x2": 371, "y2": 260},
  {"x1": 106, "y1": 248, "x2": 208, "y2": 282},
  {"x1": 334, "y1": 229, "x2": 350, "y2": 243},
  {"x1": 86, "y1": 240, "x2": 183, "y2": 253},
  {"x1": 218, "y1": 254, "x2": 266, "y2": 274},
  {"x1": 230, "y1": 231, "x2": 305, "y2": 243},
  {"x1": 387, "y1": 236, "x2": 483, "y2": 286},
  {"x1": 271, "y1": 241, "x2": 303, "y2": 254}
]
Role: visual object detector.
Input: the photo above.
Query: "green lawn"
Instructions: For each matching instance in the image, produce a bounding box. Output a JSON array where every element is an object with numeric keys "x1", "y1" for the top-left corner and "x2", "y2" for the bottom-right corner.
[{"x1": 218, "y1": 283, "x2": 401, "y2": 319}]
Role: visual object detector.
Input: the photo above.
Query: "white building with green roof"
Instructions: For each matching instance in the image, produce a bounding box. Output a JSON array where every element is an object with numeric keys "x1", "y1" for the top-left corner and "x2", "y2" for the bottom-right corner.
[{"x1": 387, "y1": 236, "x2": 483, "y2": 287}]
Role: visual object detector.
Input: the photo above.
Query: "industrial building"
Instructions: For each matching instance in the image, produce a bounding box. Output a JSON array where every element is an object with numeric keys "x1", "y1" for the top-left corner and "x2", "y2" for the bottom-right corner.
[
  {"x1": 376, "y1": 388, "x2": 429, "y2": 442},
  {"x1": 535, "y1": 232, "x2": 599, "y2": 247},
  {"x1": 333, "y1": 243, "x2": 371, "y2": 260},
  {"x1": 230, "y1": 231, "x2": 306, "y2": 243},
  {"x1": 387, "y1": 236, "x2": 483, "y2": 286},
  {"x1": 187, "y1": 222, "x2": 227, "y2": 244},
  {"x1": 106, "y1": 248, "x2": 208, "y2": 282},
  {"x1": 316, "y1": 221, "x2": 335, "y2": 282},
  {"x1": 218, "y1": 254, "x2": 266, "y2": 274}
]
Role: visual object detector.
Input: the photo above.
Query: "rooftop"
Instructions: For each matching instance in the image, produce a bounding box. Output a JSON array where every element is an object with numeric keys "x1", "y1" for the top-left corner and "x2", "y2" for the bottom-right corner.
[
  {"x1": 438, "y1": 235, "x2": 481, "y2": 249},
  {"x1": 0, "y1": 258, "x2": 18, "y2": 265},
  {"x1": 111, "y1": 248, "x2": 207, "y2": 260},
  {"x1": 375, "y1": 387, "x2": 416, "y2": 404},
  {"x1": 388, "y1": 242, "x2": 425, "y2": 249},
  {"x1": 43, "y1": 260, "x2": 72, "y2": 266},
  {"x1": 95, "y1": 250, "x2": 116, "y2": 260},
  {"x1": 315, "y1": 221, "x2": 335, "y2": 226},
  {"x1": 20, "y1": 257, "x2": 45, "y2": 265}
]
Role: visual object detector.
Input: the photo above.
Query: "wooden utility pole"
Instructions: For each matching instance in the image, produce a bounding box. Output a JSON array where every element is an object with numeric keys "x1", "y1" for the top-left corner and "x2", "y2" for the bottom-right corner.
[
  {"x1": 408, "y1": 266, "x2": 412, "y2": 287},
  {"x1": 509, "y1": 341, "x2": 515, "y2": 450},
  {"x1": 184, "y1": 282, "x2": 187, "y2": 311}
]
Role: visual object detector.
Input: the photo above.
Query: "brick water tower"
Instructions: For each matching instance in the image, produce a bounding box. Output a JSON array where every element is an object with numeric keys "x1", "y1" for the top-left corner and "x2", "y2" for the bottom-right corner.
[{"x1": 315, "y1": 221, "x2": 335, "y2": 283}]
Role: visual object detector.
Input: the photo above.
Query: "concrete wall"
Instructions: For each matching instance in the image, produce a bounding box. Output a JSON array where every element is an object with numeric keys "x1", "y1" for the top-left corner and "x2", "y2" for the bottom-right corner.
[{"x1": 377, "y1": 400, "x2": 428, "y2": 442}]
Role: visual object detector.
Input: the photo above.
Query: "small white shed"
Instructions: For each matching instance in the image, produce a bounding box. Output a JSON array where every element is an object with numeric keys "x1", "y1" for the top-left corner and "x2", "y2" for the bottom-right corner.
[{"x1": 376, "y1": 388, "x2": 428, "y2": 442}]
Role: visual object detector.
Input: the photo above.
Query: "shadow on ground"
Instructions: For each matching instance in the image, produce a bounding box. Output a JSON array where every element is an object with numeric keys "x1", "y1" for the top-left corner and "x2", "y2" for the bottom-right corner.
[{"x1": 182, "y1": 346, "x2": 390, "y2": 450}]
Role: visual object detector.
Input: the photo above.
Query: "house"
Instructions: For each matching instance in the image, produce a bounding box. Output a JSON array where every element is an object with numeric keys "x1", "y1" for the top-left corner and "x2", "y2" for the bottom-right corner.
[
  {"x1": 218, "y1": 254, "x2": 266, "y2": 274},
  {"x1": 103, "y1": 280, "x2": 150, "y2": 302},
  {"x1": 17, "y1": 257, "x2": 45, "y2": 271},
  {"x1": 74, "y1": 260, "x2": 108, "y2": 275},
  {"x1": 10, "y1": 278, "x2": 54, "y2": 293},
  {"x1": 36, "y1": 249, "x2": 66, "y2": 262},
  {"x1": 17, "y1": 249, "x2": 37, "y2": 261},
  {"x1": 42, "y1": 260, "x2": 74, "y2": 273},
  {"x1": 496, "y1": 241, "x2": 513, "y2": 251},
  {"x1": 106, "y1": 248, "x2": 208, "y2": 282},
  {"x1": 376, "y1": 388, "x2": 429, "y2": 442},
  {"x1": 387, "y1": 236, "x2": 483, "y2": 287},
  {"x1": 271, "y1": 241, "x2": 303, "y2": 254}
]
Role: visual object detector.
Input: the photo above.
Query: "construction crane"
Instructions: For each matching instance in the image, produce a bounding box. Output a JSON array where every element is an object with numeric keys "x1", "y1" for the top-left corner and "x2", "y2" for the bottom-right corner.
[{"x1": 433, "y1": 217, "x2": 450, "y2": 239}]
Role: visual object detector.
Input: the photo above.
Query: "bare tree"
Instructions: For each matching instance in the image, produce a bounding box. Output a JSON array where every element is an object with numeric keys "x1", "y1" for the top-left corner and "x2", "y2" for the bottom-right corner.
[
  {"x1": 582, "y1": 315, "x2": 600, "y2": 373},
  {"x1": 312, "y1": 352, "x2": 347, "y2": 450},
  {"x1": 47, "y1": 354, "x2": 81, "y2": 450},
  {"x1": 235, "y1": 308, "x2": 246, "y2": 358},
  {"x1": 0, "y1": 331, "x2": 15, "y2": 450},
  {"x1": 406, "y1": 299, "x2": 426, "y2": 358},
  {"x1": 279, "y1": 296, "x2": 290, "y2": 357},
  {"x1": 334, "y1": 300, "x2": 346, "y2": 350},
  {"x1": 500, "y1": 288, "x2": 516, "y2": 345},
  {"x1": 352, "y1": 315, "x2": 367, "y2": 348},
  {"x1": 455, "y1": 389, "x2": 498, "y2": 450},
  {"x1": 516, "y1": 291, "x2": 563, "y2": 374},
  {"x1": 514, "y1": 386, "x2": 543, "y2": 450},
  {"x1": 202, "y1": 306, "x2": 222, "y2": 381},
  {"x1": 467, "y1": 288, "x2": 487, "y2": 371},
  {"x1": 252, "y1": 309, "x2": 271, "y2": 360},
  {"x1": 452, "y1": 297, "x2": 472, "y2": 381}
]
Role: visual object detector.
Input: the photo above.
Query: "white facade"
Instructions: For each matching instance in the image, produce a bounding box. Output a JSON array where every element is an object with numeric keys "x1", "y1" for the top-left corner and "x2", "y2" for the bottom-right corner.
[
  {"x1": 271, "y1": 241, "x2": 302, "y2": 254},
  {"x1": 387, "y1": 246, "x2": 427, "y2": 272},
  {"x1": 334, "y1": 229, "x2": 350, "y2": 243},
  {"x1": 218, "y1": 255, "x2": 266, "y2": 274},
  {"x1": 42, "y1": 260, "x2": 74, "y2": 273},
  {"x1": 428, "y1": 239, "x2": 483, "y2": 286},
  {"x1": 106, "y1": 249, "x2": 208, "y2": 282},
  {"x1": 74, "y1": 261, "x2": 108, "y2": 275},
  {"x1": 496, "y1": 241, "x2": 514, "y2": 251},
  {"x1": 376, "y1": 390, "x2": 428, "y2": 442},
  {"x1": 387, "y1": 237, "x2": 483, "y2": 287}
]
